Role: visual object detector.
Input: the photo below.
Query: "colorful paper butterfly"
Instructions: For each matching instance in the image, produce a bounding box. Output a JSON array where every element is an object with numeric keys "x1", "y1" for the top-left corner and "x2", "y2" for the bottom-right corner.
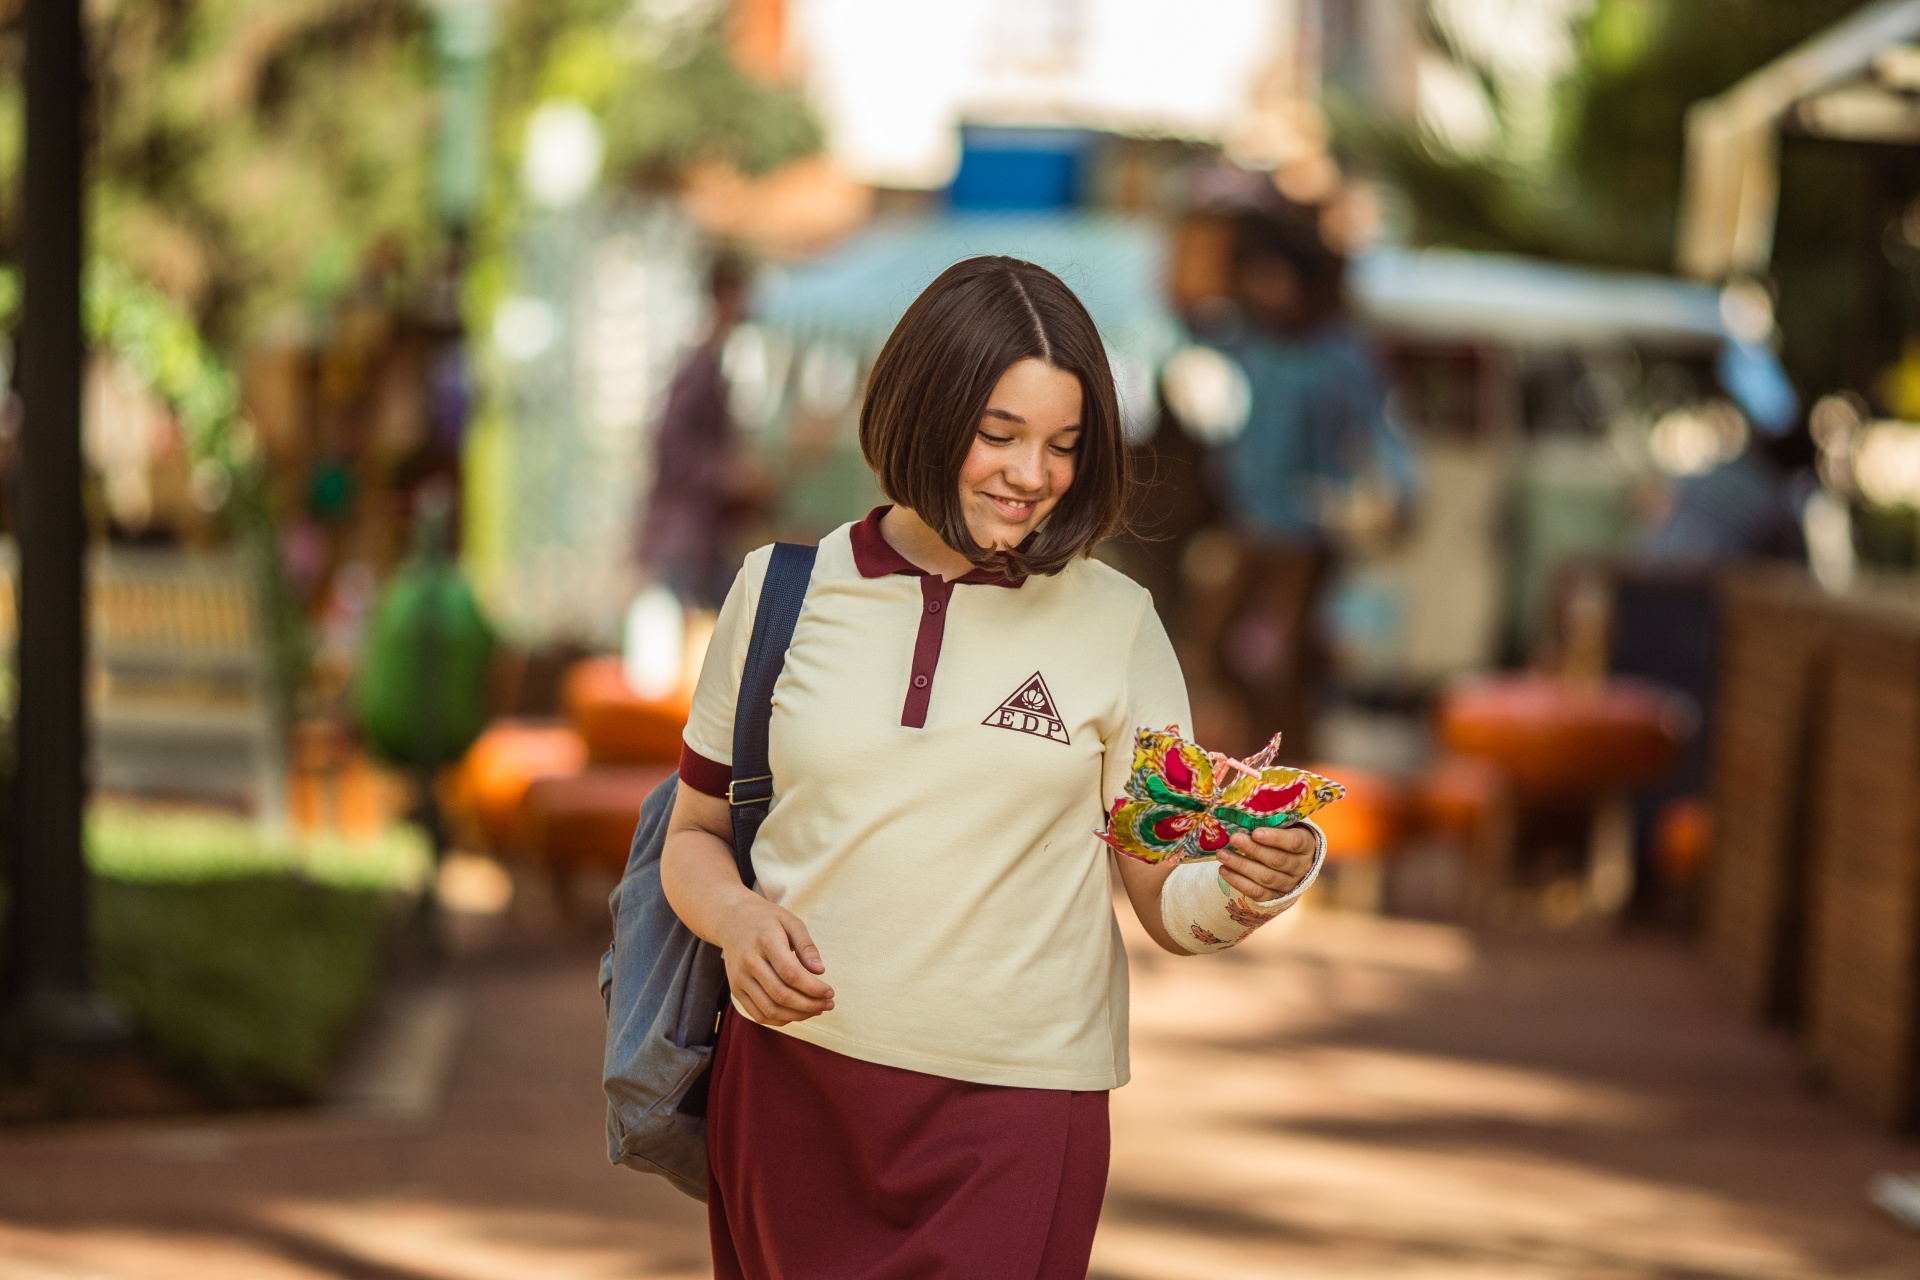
[{"x1": 1097, "y1": 726, "x2": 1345, "y2": 866}]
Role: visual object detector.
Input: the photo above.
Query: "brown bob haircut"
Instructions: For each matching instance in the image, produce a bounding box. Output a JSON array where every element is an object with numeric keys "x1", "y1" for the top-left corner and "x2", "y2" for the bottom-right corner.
[{"x1": 859, "y1": 256, "x2": 1129, "y2": 579}]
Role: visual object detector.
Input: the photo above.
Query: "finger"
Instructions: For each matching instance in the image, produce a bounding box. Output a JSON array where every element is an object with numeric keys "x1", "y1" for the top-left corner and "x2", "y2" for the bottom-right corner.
[
  {"x1": 1252, "y1": 848, "x2": 1317, "y2": 880},
  {"x1": 1219, "y1": 845, "x2": 1291, "y2": 884},
  {"x1": 735, "y1": 976, "x2": 790, "y2": 1026},
  {"x1": 773, "y1": 921, "x2": 834, "y2": 996},
  {"x1": 1220, "y1": 865, "x2": 1285, "y2": 900},
  {"x1": 1218, "y1": 849, "x2": 1295, "y2": 896},
  {"x1": 745, "y1": 953, "x2": 833, "y2": 1015},
  {"x1": 1249, "y1": 825, "x2": 1318, "y2": 857},
  {"x1": 744, "y1": 948, "x2": 829, "y2": 1005},
  {"x1": 781, "y1": 916, "x2": 829, "y2": 976},
  {"x1": 770, "y1": 950, "x2": 835, "y2": 1003},
  {"x1": 740, "y1": 920, "x2": 832, "y2": 1000},
  {"x1": 1227, "y1": 836, "x2": 1316, "y2": 877},
  {"x1": 737, "y1": 974, "x2": 788, "y2": 1024},
  {"x1": 743, "y1": 974, "x2": 817, "y2": 1026},
  {"x1": 1222, "y1": 840, "x2": 1281, "y2": 874},
  {"x1": 746, "y1": 955, "x2": 830, "y2": 1015},
  {"x1": 1217, "y1": 859, "x2": 1283, "y2": 898}
]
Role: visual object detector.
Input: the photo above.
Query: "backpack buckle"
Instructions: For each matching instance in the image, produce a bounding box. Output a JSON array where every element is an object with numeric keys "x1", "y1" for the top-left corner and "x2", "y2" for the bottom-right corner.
[{"x1": 726, "y1": 775, "x2": 773, "y2": 807}]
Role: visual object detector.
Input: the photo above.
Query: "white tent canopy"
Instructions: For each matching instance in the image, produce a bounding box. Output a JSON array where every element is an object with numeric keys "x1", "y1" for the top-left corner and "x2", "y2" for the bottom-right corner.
[{"x1": 1679, "y1": 0, "x2": 1920, "y2": 281}]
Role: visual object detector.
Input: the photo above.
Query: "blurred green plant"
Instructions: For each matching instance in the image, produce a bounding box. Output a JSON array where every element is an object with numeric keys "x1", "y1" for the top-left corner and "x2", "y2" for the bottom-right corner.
[
  {"x1": 84, "y1": 0, "x2": 443, "y2": 345},
  {"x1": 1342, "y1": 0, "x2": 1865, "y2": 273},
  {"x1": 87, "y1": 805, "x2": 432, "y2": 892},
  {"x1": 69, "y1": 263, "x2": 310, "y2": 734},
  {"x1": 93, "y1": 877, "x2": 397, "y2": 1103},
  {"x1": 84, "y1": 807, "x2": 427, "y2": 1102},
  {"x1": 0, "y1": 0, "x2": 445, "y2": 729},
  {"x1": 355, "y1": 545, "x2": 497, "y2": 770},
  {"x1": 493, "y1": 0, "x2": 821, "y2": 186},
  {"x1": 464, "y1": 0, "x2": 822, "y2": 324},
  {"x1": 596, "y1": 21, "x2": 824, "y2": 182},
  {"x1": 0, "y1": 262, "x2": 309, "y2": 733},
  {"x1": 0, "y1": 0, "x2": 822, "y2": 716}
]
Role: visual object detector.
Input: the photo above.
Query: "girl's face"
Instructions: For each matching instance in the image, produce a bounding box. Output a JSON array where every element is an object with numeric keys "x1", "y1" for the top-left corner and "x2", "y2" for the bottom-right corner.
[{"x1": 957, "y1": 357, "x2": 1082, "y2": 552}]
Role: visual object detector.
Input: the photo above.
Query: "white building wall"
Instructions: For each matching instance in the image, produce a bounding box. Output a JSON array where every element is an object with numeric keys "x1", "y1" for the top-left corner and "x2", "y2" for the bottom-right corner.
[{"x1": 791, "y1": 0, "x2": 1289, "y2": 188}]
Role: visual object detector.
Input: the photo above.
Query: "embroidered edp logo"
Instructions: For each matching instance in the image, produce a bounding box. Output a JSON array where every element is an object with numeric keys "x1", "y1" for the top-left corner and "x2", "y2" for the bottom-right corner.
[{"x1": 983, "y1": 672, "x2": 1070, "y2": 745}]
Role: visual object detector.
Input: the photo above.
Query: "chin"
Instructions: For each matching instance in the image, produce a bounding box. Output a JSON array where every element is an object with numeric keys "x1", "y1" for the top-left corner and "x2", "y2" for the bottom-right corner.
[{"x1": 979, "y1": 516, "x2": 1033, "y2": 545}]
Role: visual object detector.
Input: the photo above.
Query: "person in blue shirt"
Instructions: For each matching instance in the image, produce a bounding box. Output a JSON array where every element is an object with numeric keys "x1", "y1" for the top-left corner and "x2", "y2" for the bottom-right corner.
[{"x1": 1185, "y1": 210, "x2": 1415, "y2": 758}]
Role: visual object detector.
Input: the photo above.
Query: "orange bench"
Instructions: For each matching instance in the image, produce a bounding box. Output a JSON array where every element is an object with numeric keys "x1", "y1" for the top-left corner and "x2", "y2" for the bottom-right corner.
[
  {"x1": 523, "y1": 764, "x2": 677, "y2": 876},
  {"x1": 564, "y1": 657, "x2": 690, "y2": 765},
  {"x1": 444, "y1": 720, "x2": 588, "y2": 853}
]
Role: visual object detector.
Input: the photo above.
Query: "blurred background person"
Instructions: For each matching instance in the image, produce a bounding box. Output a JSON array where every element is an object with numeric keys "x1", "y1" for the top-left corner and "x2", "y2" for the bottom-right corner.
[
  {"x1": 1638, "y1": 423, "x2": 1809, "y2": 565},
  {"x1": 637, "y1": 251, "x2": 771, "y2": 610},
  {"x1": 1184, "y1": 207, "x2": 1416, "y2": 758}
]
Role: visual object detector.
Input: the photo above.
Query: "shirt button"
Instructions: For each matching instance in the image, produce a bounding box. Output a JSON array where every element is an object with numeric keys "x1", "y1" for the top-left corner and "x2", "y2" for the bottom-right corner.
[
  {"x1": 912, "y1": 673, "x2": 929, "y2": 689},
  {"x1": 927, "y1": 599, "x2": 942, "y2": 614}
]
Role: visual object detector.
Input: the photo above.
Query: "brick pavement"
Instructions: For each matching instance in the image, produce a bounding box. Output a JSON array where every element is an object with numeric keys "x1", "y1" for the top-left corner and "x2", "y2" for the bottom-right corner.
[
  {"x1": 1100, "y1": 909, "x2": 1920, "y2": 1278},
  {"x1": 0, "y1": 906, "x2": 1914, "y2": 1278}
]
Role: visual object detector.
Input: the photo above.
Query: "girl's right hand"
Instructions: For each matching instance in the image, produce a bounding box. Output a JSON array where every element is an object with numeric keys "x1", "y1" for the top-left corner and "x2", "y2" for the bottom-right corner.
[{"x1": 719, "y1": 899, "x2": 834, "y2": 1026}]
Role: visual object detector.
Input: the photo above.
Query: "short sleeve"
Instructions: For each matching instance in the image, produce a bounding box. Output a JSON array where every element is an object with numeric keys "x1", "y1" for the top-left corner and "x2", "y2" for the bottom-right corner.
[
  {"x1": 1101, "y1": 597, "x2": 1192, "y2": 808},
  {"x1": 679, "y1": 548, "x2": 770, "y2": 793}
]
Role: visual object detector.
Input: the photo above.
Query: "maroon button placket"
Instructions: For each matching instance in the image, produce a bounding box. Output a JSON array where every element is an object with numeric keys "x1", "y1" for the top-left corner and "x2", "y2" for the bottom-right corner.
[{"x1": 901, "y1": 577, "x2": 957, "y2": 728}]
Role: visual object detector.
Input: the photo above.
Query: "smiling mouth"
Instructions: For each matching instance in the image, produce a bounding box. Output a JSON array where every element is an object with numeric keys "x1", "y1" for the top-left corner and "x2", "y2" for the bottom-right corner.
[{"x1": 984, "y1": 494, "x2": 1040, "y2": 519}]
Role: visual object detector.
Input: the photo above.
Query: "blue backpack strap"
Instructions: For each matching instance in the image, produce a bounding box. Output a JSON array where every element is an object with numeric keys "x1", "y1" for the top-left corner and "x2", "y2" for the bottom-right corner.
[{"x1": 727, "y1": 542, "x2": 817, "y2": 888}]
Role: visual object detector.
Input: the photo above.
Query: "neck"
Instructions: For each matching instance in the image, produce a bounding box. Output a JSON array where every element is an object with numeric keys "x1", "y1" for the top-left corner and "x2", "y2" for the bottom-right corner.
[{"x1": 880, "y1": 505, "x2": 978, "y2": 581}]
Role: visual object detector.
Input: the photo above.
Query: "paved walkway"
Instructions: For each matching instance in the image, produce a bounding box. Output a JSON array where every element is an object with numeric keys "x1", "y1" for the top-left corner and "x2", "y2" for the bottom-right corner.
[{"x1": 0, "y1": 905, "x2": 1915, "y2": 1278}]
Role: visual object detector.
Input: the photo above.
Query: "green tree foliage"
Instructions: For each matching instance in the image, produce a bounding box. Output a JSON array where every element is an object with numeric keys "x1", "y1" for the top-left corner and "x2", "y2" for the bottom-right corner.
[
  {"x1": 491, "y1": 0, "x2": 821, "y2": 189},
  {"x1": 83, "y1": 262, "x2": 312, "y2": 724},
  {"x1": 460, "y1": 0, "x2": 822, "y2": 454},
  {"x1": 1344, "y1": 0, "x2": 1865, "y2": 272},
  {"x1": 603, "y1": 32, "x2": 822, "y2": 181},
  {"x1": 466, "y1": 0, "x2": 822, "y2": 332},
  {"x1": 86, "y1": 0, "x2": 443, "y2": 346},
  {"x1": 0, "y1": 0, "x2": 819, "y2": 350},
  {"x1": 0, "y1": 0, "x2": 820, "y2": 703}
]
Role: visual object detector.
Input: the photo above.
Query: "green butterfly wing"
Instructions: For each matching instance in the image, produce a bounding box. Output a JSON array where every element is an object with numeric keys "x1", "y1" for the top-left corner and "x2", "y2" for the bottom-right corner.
[{"x1": 1099, "y1": 797, "x2": 1204, "y2": 864}]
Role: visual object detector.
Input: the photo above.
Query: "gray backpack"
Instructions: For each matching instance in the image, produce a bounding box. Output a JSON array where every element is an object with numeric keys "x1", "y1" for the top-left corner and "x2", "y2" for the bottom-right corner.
[{"x1": 599, "y1": 542, "x2": 816, "y2": 1200}]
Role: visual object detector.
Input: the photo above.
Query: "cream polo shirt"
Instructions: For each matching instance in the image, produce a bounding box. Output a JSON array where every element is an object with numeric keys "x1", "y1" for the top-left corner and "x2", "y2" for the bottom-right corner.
[{"x1": 679, "y1": 507, "x2": 1191, "y2": 1091}]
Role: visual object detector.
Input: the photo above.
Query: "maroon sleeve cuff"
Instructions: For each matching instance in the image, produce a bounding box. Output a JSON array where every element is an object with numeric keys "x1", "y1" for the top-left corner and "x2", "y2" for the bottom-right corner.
[{"x1": 678, "y1": 743, "x2": 732, "y2": 798}]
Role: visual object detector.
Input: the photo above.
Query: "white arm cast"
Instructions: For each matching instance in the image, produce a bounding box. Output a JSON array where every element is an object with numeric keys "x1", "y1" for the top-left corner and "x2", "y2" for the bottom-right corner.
[{"x1": 1159, "y1": 821, "x2": 1327, "y2": 954}]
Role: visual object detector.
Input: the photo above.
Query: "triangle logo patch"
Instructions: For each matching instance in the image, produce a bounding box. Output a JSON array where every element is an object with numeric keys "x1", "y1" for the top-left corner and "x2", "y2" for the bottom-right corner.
[{"x1": 983, "y1": 672, "x2": 1070, "y2": 745}]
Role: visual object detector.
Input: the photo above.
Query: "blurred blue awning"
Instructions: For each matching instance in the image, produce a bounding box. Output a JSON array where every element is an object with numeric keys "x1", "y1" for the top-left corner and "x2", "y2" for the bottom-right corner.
[
  {"x1": 756, "y1": 212, "x2": 1182, "y2": 361},
  {"x1": 1350, "y1": 249, "x2": 1732, "y2": 349},
  {"x1": 764, "y1": 227, "x2": 1740, "y2": 356},
  {"x1": 1350, "y1": 248, "x2": 1798, "y2": 431},
  {"x1": 756, "y1": 223, "x2": 1794, "y2": 432}
]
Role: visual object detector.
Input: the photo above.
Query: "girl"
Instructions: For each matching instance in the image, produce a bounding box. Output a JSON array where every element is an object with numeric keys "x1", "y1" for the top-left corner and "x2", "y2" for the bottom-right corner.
[{"x1": 662, "y1": 256, "x2": 1324, "y2": 1278}]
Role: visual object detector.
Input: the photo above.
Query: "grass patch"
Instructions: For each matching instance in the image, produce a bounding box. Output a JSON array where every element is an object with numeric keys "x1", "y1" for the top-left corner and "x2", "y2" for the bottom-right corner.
[
  {"x1": 87, "y1": 805, "x2": 432, "y2": 892},
  {"x1": 80, "y1": 807, "x2": 432, "y2": 1104},
  {"x1": 93, "y1": 877, "x2": 399, "y2": 1102}
]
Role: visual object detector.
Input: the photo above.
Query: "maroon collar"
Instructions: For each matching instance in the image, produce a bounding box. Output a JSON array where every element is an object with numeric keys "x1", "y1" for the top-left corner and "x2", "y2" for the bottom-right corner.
[{"x1": 849, "y1": 506, "x2": 1023, "y2": 588}]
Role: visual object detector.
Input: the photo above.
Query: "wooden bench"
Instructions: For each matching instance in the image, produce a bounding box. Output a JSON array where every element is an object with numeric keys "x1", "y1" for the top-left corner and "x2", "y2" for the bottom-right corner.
[{"x1": 0, "y1": 542, "x2": 282, "y2": 813}]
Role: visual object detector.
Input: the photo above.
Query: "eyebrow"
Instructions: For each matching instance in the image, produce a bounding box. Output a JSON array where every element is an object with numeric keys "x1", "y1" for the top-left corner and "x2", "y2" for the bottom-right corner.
[{"x1": 982, "y1": 407, "x2": 1081, "y2": 431}]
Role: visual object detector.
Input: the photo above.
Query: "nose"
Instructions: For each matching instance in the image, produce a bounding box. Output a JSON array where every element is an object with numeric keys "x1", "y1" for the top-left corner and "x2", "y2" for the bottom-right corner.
[{"x1": 1002, "y1": 442, "x2": 1046, "y2": 494}]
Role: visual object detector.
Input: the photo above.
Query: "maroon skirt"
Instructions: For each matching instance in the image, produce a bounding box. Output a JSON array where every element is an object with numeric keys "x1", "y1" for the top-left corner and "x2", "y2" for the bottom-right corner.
[{"x1": 707, "y1": 1013, "x2": 1110, "y2": 1279}]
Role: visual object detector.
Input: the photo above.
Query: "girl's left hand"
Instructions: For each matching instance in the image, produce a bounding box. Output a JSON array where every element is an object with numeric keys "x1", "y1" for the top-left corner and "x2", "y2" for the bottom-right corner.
[{"x1": 1218, "y1": 825, "x2": 1318, "y2": 901}]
